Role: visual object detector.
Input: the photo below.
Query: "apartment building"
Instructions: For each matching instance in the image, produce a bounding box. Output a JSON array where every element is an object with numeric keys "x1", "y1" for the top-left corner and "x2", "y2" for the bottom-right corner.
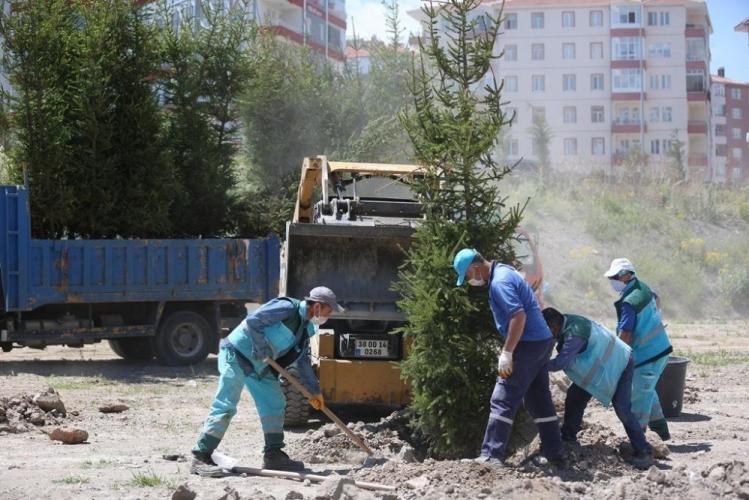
[
  {"x1": 409, "y1": 0, "x2": 713, "y2": 179},
  {"x1": 161, "y1": 0, "x2": 346, "y2": 63},
  {"x1": 711, "y1": 68, "x2": 749, "y2": 185}
]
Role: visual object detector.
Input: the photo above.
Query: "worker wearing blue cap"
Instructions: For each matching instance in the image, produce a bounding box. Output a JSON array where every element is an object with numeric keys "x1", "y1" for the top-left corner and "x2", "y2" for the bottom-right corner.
[{"x1": 454, "y1": 248, "x2": 565, "y2": 467}]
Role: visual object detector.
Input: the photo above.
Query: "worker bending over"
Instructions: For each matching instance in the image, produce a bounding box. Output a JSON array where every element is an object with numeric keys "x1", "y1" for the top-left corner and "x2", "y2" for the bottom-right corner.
[
  {"x1": 454, "y1": 249, "x2": 565, "y2": 467},
  {"x1": 191, "y1": 286, "x2": 343, "y2": 476},
  {"x1": 542, "y1": 307, "x2": 654, "y2": 469},
  {"x1": 605, "y1": 258, "x2": 672, "y2": 441}
]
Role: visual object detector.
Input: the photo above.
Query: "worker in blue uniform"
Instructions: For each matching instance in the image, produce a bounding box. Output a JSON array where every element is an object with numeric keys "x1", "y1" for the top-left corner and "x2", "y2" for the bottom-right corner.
[
  {"x1": 453, "y1": 248, "x2": 565, "y2": 467},
  {"x1": 542, "y1": 307, "x2": 654, "y2": 469},
  {"x1": 605, "y1": 258, "x2": 672, "y2": 441},
  {"x1": 190, "y1": 286, "x2": 343, "y2": 476}
]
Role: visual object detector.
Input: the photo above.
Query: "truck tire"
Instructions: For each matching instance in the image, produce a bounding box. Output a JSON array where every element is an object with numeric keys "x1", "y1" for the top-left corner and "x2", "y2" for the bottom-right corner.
[
  {"x1": 108, "y1": 338, "x2": 154, "y2": 361},
  {"x1": 281, "y1": 366, "x2": 310, "y2": 427},
  {"x1": 154, "y1": 311, "x2": 212, "y2": 366}
]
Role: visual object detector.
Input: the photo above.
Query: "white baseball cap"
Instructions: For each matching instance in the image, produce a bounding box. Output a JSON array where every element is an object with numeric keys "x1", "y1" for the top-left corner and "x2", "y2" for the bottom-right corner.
[{"x1": 604, "y1": 258, "x2": 636, "y2": 278}]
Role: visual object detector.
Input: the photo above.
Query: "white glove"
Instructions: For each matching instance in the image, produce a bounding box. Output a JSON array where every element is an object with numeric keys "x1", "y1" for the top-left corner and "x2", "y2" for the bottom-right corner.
[{"x1": 497, "y1": 350, "x2": 513, "y2": 379}]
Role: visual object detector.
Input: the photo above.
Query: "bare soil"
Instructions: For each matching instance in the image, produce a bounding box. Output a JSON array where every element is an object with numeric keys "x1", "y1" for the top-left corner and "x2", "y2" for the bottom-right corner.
[{"x1": 1, "y1": 321, "x2": 748, "y2": 499}]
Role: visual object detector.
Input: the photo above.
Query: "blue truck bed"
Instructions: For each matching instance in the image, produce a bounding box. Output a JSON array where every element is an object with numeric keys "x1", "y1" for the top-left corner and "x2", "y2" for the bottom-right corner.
[{"x1": 0, "y1": 186, "x2": 279, "y2": 312}]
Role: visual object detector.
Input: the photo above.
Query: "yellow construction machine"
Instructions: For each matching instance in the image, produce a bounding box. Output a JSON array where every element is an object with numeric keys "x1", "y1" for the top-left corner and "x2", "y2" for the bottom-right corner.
[{"x1": 280, "y1": 156, "x2": 544, "y2": 425}]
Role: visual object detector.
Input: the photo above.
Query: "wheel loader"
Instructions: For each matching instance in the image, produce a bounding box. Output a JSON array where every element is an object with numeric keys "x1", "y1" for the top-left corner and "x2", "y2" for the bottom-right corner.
[{"x1": 279, "y1": 156, "x2": 544, "y2": 425}]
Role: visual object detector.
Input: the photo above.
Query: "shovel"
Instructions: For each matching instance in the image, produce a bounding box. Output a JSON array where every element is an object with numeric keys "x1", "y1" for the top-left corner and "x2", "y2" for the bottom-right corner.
[{"x1": 264, "y1": 357, "x2": 374, "y2": 456}]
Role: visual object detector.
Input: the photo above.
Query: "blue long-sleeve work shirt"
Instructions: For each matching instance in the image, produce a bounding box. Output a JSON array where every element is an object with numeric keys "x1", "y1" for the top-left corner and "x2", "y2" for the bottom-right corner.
[
  {"x1": 548, "y1": 335, "x2": 587, "y2": 372},
  {"x1": 243, "y1": 298, "x2": 320, "y2": 394}
]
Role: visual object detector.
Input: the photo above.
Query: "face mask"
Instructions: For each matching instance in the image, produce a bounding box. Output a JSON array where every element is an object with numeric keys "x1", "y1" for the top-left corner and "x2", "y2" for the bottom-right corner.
[
  {"x1": 610, "y1": 279, "x2": 627, "y2": 293},
  {"x1": 468, "y1": 278, "x2": 486, "y2": 286},
  {"x1": 311, "y1": 314, "x2": 328, "y2": 326}
]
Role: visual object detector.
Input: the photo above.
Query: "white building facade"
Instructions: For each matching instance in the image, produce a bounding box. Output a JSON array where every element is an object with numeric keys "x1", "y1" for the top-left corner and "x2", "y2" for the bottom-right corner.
[{"x1": 410, "y1": 0, "x2": 713, "y2": 180}]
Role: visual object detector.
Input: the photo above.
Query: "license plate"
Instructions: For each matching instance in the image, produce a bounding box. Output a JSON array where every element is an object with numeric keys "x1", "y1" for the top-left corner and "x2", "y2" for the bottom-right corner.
[{"x1": 354, "y1": 339, "x2": 390, "y2": 358}]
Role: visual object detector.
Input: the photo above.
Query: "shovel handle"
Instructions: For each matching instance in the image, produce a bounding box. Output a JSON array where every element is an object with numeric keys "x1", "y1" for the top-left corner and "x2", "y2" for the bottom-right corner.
[{"x1": 264, "y1": 357, "x2": 374, "y2": 456}]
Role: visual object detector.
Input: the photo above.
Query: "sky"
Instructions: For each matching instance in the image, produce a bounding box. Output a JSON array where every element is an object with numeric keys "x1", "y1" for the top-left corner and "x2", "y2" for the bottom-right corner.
[{"x1": 346, "y1": 0, "x2": 749, "y2": 82}]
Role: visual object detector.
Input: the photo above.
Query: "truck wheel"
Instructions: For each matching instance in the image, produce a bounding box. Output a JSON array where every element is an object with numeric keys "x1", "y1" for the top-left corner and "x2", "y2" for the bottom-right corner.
[
  {"x1": 281, "y1": 366, "x2": 310, "y2": 427},
  {"x1": 108, "y1": 338, "x2": 154, "y2": 360},
  {"x1": 154, "y1": 311, "x2": 212, "y2": 366}
]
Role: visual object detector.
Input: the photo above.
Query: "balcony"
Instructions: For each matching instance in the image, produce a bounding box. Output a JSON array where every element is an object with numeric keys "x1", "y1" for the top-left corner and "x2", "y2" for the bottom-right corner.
[
  {"x1": 688, "y1": 120, "x2": 708, "y2": 134},
  {"x1": 612, "y1": 60, "x2": 645, "y2": 69},
  {"x1": 688, "y1": 154, "x2": 708, "y2": 167},
  {"x1": 612, "y1": 119, "x2": 646, "y2": 134},
  {"x1": 612, "y1": 92, "x2": 646, "y2": 101},
  {"x1": 685, "y1": 23, "x2": 706, "y2": 38}
]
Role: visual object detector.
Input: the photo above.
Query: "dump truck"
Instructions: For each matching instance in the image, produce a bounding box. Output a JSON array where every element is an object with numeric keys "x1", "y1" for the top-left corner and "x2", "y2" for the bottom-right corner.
[
  {"x1": 280, "y1": 157, "x2": 544, "y2": 424},
  {"x1": 0, "y1": 185, "x2": 280, "y2": 365}
]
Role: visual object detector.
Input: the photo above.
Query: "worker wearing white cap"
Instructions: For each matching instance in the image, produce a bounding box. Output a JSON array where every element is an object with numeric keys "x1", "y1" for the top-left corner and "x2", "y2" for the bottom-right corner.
[{"x1": 605, "y1": 258, "x2": 672, "y2": 441}]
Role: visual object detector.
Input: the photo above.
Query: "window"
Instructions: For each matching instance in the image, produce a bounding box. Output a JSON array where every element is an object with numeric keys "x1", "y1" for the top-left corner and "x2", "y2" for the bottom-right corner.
[
  {"x1": 650, "y1": 107, "x2": 660, "y2": 122},
  {"x1": 650, "y1": 139, "x2": 661, "y2": 155},
  {"x1": 563, "y1": 43, "x2": 576, "y2": 60},
  {"x1": 613, "y1": 6, "x2": 639, "y2": 26},
  {"x1": 662, "y1": 107, "x2": 672, "y2": 122},
  {"x1": 733, "y1": 128, "x2": 743, "y2": 140},
  {"x1": 648, "y1": 43, "x2": 671, "y2": 58},
  {"x1": 564, "y1": 138, "x2": 578, "y2": 155},
  {"x1": 686, "y1": 70, "x2": 706, "y2": 92},
  {"x1": 562, "y1": 11, "x2": 575, "y2": 28},
  {"x1": 505, "y1": 13, "x2": 517, "y2": 30},
  {"x1": 649, "y1": 74, "x2": 672, "y2": 90},
  {"x1": 591, "y1": 106, "x2": 605, "y2": 123},
  {"x1": 733, "y1": 148, "x2": 743, "y2": 160},
  {"x1": 563, "y1": 74, "x2": 576, "y2": 91},
  {"x1": 532, "y1": 75, "x2": 545, "y2": 92},
  {"x1": 612, "y1": 37, "x2": 641, "y2": 60},
  {"x1": 592, "y1": 137, "x2": 605, "y2": 156},
  {"x1": 504, "y1": 44, "x2": 517, "y2": 61},
  {"x1": 613, "y1": 68, "x2": 643, "y2": 91},
  {"x1": 532, "y1": 43, "x2": 545, "y2": 60},
  {"x1": 590, "y1": 10, "x2": 603, "y2": 27},
  {"x1": 686, "y1": 38, "x2": 705, "y2": 61},
  {"x1": 615, "y1": 106, "x2": 640, "y2": 124},
  {"x1": 732, "y1": 88, "x2": 743, "y2": 100},
  {"x1": 531, "y1": 12, "x2": 544, "y2": 29},
  {"x1": 714, "y1": 84, "x2": 725, "y2": 97},
  {"x1": 591, "y1": 73, "x2": 604, "y2": 90},
  {"x1": 716, "y1": 144, "x2": 727, "y2": 157},
  {"x1": 647, "y1": 11, "x2": 670, "y2": 26},
  {"x1": 590, "y1": 42, "x2": 603, "y2": 60},
  {"x1": 716, "y1": 124, "x2": 725, "y2": 136},
  {"x1": 508, "y1": 138, "x2": 519, "y2": 156},
  {"x1": 563, "y1": 106, "x2": 577, "y2": 124},
  {"x1": 505, "y1": 76, "x2": 518, "y2": 92},
  {"x1": 734, "y1": 167, "x2": 742, "y2": 180}
]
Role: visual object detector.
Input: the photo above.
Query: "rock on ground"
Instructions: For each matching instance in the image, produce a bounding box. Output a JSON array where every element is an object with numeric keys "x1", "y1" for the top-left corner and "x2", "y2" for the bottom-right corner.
[
  {"x1": 98, "y1": 402, "x2": 129, "y2": 413},
  {"x1": 171, "y1": 483, "x2": 197, "y2": 500},
  {"x1": 49, "y1": 427, "x2": 88, "y2": 444}
]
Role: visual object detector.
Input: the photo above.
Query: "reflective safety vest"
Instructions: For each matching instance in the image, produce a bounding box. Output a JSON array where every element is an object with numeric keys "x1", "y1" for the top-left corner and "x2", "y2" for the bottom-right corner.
[
  {"x1": 227, "y1": 297, "x2": 315, "y2": 374},
  {"x1": 615, "y1": 279, "x2": 672, "y2": 366},
  {"x1": 563, "y1": 315, "x2": 632, "y2": 407}
]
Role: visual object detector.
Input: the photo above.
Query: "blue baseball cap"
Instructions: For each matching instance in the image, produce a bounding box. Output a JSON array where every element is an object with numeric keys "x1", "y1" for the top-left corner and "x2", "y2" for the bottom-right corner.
[{"x1": 453, "y1": 248, "x2": 478, "y2": 286}]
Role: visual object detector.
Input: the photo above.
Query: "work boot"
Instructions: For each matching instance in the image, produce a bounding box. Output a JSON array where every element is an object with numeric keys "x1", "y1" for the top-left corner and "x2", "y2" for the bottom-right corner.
[
  {"x1": 627, "y1": 450, "x2": 655, "y2": 470},
  {"x1": 473, "y1": 455, "x2": 505, "y2": 468},
  {"x1": 262, "y1": 449, "x2": 305, "y2": 472},
  {"x1": 531, "y1": 451, "x2": 568, "y2": 468},
  {"x1": 190, "y1": 451, "x2": 228, "y2": 478},
  {"x1": 648, "y1": 419, "x2": 671, "y2": 441}
]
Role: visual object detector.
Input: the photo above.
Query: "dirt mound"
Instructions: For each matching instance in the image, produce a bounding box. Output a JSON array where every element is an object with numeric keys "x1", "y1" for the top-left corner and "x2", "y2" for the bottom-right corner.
[
  {"x1": 287, "y1": 411, "x2": 419, "y2": 465},
  {"x1": 0, "y1": 388, "x2": 69, "y2": 434}
]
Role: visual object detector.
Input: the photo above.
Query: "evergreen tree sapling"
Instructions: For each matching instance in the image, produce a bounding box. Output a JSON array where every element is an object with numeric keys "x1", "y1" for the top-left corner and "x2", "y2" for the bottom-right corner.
[{"x1": 396, "y1": 0, "x2": 523, "y2": 458}]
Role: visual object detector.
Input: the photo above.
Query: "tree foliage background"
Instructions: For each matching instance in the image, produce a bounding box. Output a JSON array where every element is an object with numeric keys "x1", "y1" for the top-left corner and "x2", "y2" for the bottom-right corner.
[
  {"x1": 0, "y1": 0, "x2": 413, "y2": 239},
  {"x1": 395, "y1": 0, "x2": 522, "y2": 458}
]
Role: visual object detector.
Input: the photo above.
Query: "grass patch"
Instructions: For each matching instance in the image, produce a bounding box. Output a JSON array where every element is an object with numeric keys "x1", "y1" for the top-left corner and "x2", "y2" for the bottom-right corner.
[
  {"x1": 677, "y1": 350, "x2": 749, "y2": 367},
  {"x1": 53, "y1": 475, "x2": 89, "y2": 485},
  {"x1": 129, "y1": 471, "x2": 174, "y2": 489},
  {"x1": 46, "y1": 375, "x2": 115, "y2": 391},
  {"x1": 80, "y1": 458, "x2": 114, "y2": 469}
]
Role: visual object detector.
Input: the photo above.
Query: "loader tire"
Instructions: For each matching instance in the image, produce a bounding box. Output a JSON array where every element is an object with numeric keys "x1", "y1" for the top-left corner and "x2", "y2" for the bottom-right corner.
[
  {"x1": 108, "y1": 338, "x2": 154, "y2": 361},
  {"x1": 281, "y1": 366, "x2": 310, "y2": 427}
]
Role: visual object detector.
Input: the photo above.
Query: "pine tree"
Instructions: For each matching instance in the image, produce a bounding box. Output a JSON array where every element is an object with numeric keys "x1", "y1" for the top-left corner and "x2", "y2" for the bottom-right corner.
[{"x1": 396, "y1": 0, "x2": 522, "y2": 458}]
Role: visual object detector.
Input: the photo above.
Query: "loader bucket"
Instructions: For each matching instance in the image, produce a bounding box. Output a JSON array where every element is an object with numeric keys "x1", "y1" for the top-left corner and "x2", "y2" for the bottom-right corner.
[{"x1": 284, "y1": 222, "x2": 414, "y2": 322}]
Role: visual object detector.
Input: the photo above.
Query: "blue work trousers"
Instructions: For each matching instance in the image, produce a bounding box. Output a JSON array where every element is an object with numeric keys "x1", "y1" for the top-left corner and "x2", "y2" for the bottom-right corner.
[
  {"x1": 561, "y1": 358, "x2": 651, "y2": 454},
  {"x1": 193, "y1": 346, "x2": 285, "y2": 454},
  {"x1": 480, "y1": 338, "x2": 563, "y2": 461},
  {"x1": 631, "y1": 355, "x2": 668, "y2": 428}
]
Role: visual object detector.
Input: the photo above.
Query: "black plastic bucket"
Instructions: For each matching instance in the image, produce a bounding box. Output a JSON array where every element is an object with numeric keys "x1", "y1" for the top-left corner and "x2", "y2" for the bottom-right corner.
[{"x1": 655, "y1": 356, "x2": 690, "y2": 418}]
